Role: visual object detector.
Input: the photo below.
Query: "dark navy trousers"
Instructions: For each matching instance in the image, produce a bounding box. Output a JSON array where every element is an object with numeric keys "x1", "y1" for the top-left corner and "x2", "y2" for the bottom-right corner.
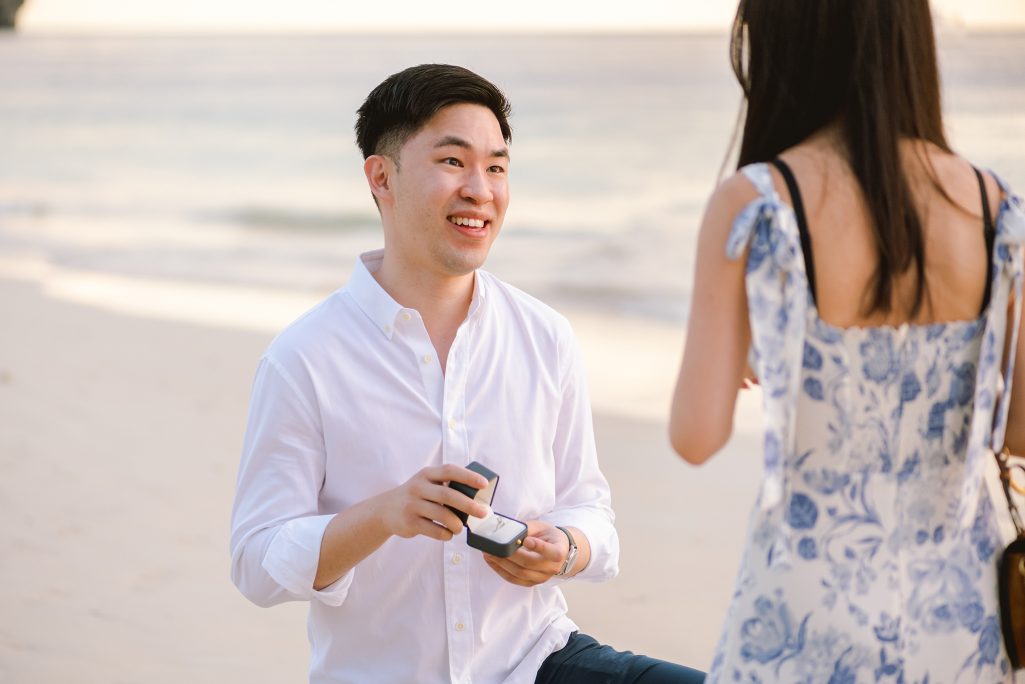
[{"x1": 535, "y1": 632, "x2": 706, "y2": 684}]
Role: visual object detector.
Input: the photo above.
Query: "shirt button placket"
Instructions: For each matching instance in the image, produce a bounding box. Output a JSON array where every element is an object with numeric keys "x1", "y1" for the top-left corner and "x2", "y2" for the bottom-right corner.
[
  {"x1": 442, "y1": 328, "x2": 473, "y2": 683},
  {"x1": 444, "y1": 544, "x2": 474, "y2": 683},
  {"x1": 411, "y1": 318, "x2": 443, "y2": 412},
  {"x1": 442, "y1": 332, "x2": 469, "y2": 468}
]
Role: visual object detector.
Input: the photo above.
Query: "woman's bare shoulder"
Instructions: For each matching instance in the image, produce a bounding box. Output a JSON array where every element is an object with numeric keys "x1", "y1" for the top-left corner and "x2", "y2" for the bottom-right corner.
[
  {"x1": 911, "y1": 142, "x2": 1002, "y2": 220},
  {"x1": 705, "y1": 168, "x2": 765, "y2": 223}
]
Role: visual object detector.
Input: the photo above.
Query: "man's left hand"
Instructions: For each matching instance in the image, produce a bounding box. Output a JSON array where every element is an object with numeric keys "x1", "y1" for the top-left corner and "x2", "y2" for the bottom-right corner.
[{"x1": 482, "y1": 520, "x2": 567, "y2": 587}]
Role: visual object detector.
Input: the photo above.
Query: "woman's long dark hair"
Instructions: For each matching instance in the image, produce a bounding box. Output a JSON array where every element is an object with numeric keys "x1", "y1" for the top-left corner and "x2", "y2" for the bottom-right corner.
[{"x1": 731, "y1": 0, "x2": 949, "y2": 317}]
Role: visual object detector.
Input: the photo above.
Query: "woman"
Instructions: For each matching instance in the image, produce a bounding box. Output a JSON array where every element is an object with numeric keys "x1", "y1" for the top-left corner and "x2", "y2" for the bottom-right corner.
[{"x1": 669, "y1": 1, "x2": 1025, "y2": 681}]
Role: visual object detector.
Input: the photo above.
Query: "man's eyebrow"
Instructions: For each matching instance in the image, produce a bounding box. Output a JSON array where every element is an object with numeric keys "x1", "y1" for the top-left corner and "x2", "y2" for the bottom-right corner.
[
  {"x1": 433, "y1": 136, "x2": 509, "y2": 159},
  {"x1": 433, "y1": 136, "x2": 471, "y2": 150}
]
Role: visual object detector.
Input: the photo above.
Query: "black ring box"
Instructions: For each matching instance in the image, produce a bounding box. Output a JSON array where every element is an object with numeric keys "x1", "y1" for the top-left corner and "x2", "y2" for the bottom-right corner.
[{"x1": 447, "y1": 461, "x2": 528, "y2": 557}]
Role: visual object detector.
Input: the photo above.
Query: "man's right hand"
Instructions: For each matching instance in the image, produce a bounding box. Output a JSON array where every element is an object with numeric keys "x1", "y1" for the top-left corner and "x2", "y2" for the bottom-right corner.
[
  {"x1": 378, "y1": 464, "x2": 490, "y2": 541},
  {"x1": 313, "y1": 464, "x2": 489, "y2": 590}
]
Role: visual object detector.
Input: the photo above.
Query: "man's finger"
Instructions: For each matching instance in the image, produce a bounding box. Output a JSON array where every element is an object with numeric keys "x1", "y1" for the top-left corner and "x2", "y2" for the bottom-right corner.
[
  {"x1": 486, "y1": 558, "x2": 531, "y2": 587},
  {"x1": 413, "y1": 481, "x2": 488, "y2": 519},
  {"x1": 525, "y1": 520, "x2": 548, "y2": 537},
  {"x1": 484, "y1": 554, "x2": 543, "y2": 587},
  {"x1": 488, "y1": 551, "x2": 552, "y2": 582},
  {"x1": 522, "y1": 536, "x2": 563, "y2": 562},
  {"x1": 416, "y1": 501, "x2": 465, "y2": 535},
  {"x1": 428, "y1": 484, "x2": 490, "y2": 519},
  {"x1": 423, "y1": 464, "x2": 489, "y2": 489},
  {"x1": 505, "y1": 546, "x2": 548, "y2": 569},
  {"x1": 415, "y1": 519, "x2": 454, "y2": 541},
  {"x1": 483, "y1": 553, "x2": 522, "y2": 577},
  {"x1": 485, "y1": 553, "x2": 535, "y2": 577}
]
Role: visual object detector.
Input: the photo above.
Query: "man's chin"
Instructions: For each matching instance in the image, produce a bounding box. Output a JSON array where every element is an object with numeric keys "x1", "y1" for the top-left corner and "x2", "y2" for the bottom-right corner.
[{"x1": 438, "y1": 250, "x2": 490, "y2": 277}]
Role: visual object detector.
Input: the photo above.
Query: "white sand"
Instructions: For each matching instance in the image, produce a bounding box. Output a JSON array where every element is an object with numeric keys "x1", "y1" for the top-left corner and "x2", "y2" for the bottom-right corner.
[{"x1": 0, "y1": 259, "x2": 762, "y2": 681}]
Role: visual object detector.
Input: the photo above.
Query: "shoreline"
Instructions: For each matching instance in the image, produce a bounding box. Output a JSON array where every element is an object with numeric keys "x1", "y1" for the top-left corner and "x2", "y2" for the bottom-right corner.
[{"x1": 0, "y1": 250, "x2": 708, "y2": 424}]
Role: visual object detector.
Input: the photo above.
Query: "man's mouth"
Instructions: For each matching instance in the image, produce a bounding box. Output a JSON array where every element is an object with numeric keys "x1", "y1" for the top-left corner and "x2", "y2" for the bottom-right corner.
[{"x1": 448, "y1": 215, "x2": 489, "y2": 236}]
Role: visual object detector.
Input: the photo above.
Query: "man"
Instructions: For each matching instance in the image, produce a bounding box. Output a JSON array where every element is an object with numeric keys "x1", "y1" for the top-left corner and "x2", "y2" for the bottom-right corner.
[{"x1": 230, "y1": 64, "x2": 703, "y2": 683}]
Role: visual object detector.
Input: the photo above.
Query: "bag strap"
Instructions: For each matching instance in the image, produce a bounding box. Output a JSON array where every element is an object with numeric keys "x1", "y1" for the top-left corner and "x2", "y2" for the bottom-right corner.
[{"x1": 996, "y1": 446, "x2": 1025, "y2": 538}]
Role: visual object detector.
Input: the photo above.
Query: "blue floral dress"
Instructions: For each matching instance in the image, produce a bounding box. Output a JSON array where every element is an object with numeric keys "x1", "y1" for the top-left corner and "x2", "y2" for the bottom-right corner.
[{"x1": 707, "y1": 163, "x2": 1025, "y2": 684}]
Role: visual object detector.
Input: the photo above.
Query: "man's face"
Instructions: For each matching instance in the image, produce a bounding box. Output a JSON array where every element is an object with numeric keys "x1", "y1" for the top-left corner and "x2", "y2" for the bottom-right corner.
[{"x1": 379, "y1": 103, "x2": 510, "y2": 278}]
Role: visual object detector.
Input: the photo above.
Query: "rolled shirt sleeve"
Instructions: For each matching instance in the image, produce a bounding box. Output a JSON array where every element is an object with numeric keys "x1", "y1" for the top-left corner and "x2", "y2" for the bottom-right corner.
[
  {"x1": 262, "y1": 514, "x2": 353, "y2": 606},
  {"x1": 541, "y1": 318, "x2": 620, "y2": 583},
  {"x1": 229, "y1": 356, "x2": 351, "y2": 607}
]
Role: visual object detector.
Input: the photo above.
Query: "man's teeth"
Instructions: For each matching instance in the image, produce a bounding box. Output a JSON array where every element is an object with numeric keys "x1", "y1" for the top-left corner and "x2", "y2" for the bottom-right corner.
[{"x1": 450, "y1": 217, "x2": 486, "y2": 229}]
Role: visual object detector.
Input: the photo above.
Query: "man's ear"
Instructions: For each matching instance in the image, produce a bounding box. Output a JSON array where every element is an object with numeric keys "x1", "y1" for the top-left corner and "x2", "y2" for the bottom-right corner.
[{"x1": 364, "y1": 155, "x2": 394, "y2": 203}]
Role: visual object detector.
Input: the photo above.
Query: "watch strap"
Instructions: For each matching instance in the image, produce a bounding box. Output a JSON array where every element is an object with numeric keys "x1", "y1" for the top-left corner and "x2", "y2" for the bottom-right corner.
[{"x1": 555, "y1": 526, "x2": 577, "y2": 576}]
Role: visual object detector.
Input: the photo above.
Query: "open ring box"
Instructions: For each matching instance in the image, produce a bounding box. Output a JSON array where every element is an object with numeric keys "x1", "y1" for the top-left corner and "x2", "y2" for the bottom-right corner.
[{"x1": 447, "y1": 461, "x2": 528, "y2": 557}]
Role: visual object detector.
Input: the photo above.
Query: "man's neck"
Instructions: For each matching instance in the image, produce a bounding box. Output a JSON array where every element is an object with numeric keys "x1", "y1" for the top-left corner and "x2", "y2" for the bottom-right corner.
[{"x1": 372, "y1": 256, "x2": 475, "y2": 372}]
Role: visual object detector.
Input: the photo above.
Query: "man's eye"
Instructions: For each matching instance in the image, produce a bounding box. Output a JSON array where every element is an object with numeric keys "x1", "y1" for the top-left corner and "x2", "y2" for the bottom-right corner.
[
  {"x1": 488, "y1": 165, "x2": 506, "y2": 174},
  {"x1": 443, "y1": 158, "x2": 462, "y2": 167}
]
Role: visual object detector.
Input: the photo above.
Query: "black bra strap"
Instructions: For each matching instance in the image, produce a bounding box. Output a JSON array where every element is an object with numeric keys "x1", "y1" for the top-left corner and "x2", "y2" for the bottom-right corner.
[
  {"x1": 974, "y1": 167, "x2": 996, "y2": 315},
  {"x1": 769, "y1": 158, "x2": 817, "y2": 305}
]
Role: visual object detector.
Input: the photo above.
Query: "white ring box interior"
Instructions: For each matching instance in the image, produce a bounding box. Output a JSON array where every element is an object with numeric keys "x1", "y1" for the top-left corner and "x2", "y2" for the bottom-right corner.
[{"x1": 447, "y1": 461, "x2": 528, "y2": 557}]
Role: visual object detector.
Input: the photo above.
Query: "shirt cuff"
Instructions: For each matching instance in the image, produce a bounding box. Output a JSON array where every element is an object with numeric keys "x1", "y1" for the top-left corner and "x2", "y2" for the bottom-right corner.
[
  {"x1": 262, "y1": 514, "x2": 354, "y2": 607},
  {"x1": 541, "y1": 510, "x2": 619, "y2": 583}
]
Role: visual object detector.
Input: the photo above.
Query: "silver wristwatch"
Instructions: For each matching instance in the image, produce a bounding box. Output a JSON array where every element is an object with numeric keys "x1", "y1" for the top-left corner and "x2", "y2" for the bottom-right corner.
[{"x1": 555, "y1": 526, "x2": 578, "y2": 576}]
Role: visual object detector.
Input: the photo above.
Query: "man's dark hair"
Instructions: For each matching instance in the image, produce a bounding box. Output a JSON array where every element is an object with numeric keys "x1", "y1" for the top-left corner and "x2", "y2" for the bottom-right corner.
[{"x1": 355, "y1": 64, "x2": 512, "y2": 164}]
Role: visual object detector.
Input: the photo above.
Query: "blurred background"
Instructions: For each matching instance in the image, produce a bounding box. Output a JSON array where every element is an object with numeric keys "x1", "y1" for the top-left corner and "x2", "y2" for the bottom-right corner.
[{"x1": 1, "y1": 1, "x2": 1023, "y2": 681}]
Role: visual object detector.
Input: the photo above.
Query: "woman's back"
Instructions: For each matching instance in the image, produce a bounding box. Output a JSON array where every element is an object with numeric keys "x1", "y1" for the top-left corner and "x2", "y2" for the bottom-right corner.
[{"x1": 775, "y1": 136, "x2": 1001, "y2": 329}]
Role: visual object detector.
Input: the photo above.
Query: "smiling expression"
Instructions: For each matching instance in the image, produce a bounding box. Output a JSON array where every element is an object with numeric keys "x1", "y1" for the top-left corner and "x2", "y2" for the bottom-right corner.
[{"x1": 373, "y1": 103, "x2": 510, "y2": 280}]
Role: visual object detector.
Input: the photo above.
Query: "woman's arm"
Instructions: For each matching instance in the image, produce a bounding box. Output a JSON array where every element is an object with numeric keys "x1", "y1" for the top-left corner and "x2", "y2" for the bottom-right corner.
[{"x1": 669, "y1": 173, "x2": 759, "y2": 464}]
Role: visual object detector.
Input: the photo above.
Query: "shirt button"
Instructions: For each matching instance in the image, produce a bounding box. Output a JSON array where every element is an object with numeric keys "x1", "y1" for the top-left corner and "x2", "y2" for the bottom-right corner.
[
  {"x1": 452, "y1": 553, "x2": 462, "y2": 565},
  {"x1": 383, "y1": 325, "x2": 391, "y2": 334},
  {"x1": 402, "y1": 312, "x2": 412, "y2": 321},
  {"x1": 455, "y1": 622, "x2": 465, "y2": 632},
  {"x1": 448, "y1": 418, "x2": 457, "y2": 430},
  {"x1": 423, "y1": 354, "x2": 432, "y2": 364}
]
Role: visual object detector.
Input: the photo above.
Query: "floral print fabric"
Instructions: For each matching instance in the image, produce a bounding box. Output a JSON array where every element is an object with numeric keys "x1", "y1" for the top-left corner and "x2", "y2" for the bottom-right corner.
[{"x1": 707, "y1": 163, "x2": 1025, "y2": 683}]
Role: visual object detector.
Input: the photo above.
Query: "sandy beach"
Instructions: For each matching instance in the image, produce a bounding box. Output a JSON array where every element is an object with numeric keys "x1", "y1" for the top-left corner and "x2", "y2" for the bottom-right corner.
[
  {"x1": 2, "y1": 29, "x2": 1021, "y2": 683},
  {"x1": 0, "y1": 263, "x2": 766, "y2": 682}
]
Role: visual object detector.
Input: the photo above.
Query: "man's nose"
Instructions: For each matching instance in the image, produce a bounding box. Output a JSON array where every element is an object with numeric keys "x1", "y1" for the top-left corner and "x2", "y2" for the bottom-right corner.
[{"x1": 460, "y1": 168, "x2": 494, "y2": 204}]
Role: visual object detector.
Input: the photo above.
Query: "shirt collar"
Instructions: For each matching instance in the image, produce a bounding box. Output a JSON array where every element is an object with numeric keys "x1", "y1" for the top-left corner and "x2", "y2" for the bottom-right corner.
[
  {"x1": 467, "y1": 270, "x2": 487, "y2": 321},
  {"x1": 347, "y1": 249, "x2": 487, "y2": 339},
  {"x1": 347, "y1": 250, "x2": 403, "y2": 338}
]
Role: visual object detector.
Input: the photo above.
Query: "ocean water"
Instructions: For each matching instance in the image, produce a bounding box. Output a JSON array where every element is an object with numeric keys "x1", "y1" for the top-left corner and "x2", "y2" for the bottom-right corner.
[{"x1": 1, "y1": 32, "x2": 1023, "y2": 323}]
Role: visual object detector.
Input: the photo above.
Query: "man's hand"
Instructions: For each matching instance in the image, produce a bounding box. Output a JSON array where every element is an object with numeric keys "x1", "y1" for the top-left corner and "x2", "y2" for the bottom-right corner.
[
  {"x1": 482, "y1": 520, "x2": 567, "y2": 587},
  {"x1": 313, "y1": 465, "x2": 488, "y2": 590},
  {"x1": 378, "y1": 464, "x2": 490, "y2": 541}
]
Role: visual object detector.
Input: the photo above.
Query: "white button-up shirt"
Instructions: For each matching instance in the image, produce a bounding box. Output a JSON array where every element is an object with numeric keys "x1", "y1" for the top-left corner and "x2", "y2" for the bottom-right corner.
[{"x1": 230, "y1": 250, "x2": 619, "y2": 684}]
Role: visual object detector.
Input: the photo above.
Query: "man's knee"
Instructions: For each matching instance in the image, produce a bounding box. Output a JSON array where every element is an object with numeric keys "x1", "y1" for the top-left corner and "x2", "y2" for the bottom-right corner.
[{"x1": 538, "y1": 632, "x2": 705, "y2": 684}]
